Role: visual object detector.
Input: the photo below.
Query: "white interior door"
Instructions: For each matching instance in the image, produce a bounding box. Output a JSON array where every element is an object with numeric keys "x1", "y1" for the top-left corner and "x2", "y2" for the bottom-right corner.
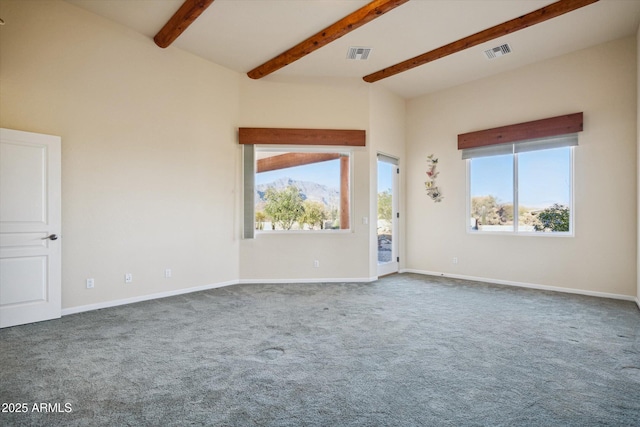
[
  {"x1": 377, "y1": 154, "x2": 399, "y2": 277},
  {"x1": 0, "y1": 128, "x2": 61, "y2": 328}
]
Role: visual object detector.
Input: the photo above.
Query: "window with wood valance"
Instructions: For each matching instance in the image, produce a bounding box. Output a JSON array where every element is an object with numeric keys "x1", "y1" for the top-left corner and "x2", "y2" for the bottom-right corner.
[
  {"x1": 459, "y1": 113, "x2": 582, "y2": 235},
  {"x1": 240, "y1": 127, "x2": 365, "y2": 239},
  {"x1": 458, "y1": 112, "x2": 583, "y2": 157}
]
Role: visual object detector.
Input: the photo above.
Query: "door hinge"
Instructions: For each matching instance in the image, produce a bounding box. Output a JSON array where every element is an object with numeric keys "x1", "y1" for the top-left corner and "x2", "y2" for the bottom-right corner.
[
  {"x1": 396, "y1": 168, "x2": 400, "y2": 174},
  {"x1": 396, "y1": 212, "x2": 400, "y2": 219},
  {"x1": 397, "y1": 257, "x2": 400, "y2": 262}
]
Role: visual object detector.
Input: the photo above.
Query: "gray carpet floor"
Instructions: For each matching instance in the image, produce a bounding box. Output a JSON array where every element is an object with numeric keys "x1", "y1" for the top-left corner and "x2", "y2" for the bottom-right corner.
[{"x1": 1, "y1": 273, "x2": 639, "y2": 426}]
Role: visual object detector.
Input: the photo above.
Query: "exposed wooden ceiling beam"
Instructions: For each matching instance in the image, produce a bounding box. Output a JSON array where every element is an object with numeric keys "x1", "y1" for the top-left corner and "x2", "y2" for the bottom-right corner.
[
  {"x1": 247, "y1": 0, "x2": 410, "y2": 80},
  {"x1": 154, "y1": 0, "x2": 216, "y2": 49},
  {"x1": 363, "y1": 0, "x2": 599, "y2": 83},
  {"x1": 257, "y1": 153, "x2": 341, "y2": 173}
]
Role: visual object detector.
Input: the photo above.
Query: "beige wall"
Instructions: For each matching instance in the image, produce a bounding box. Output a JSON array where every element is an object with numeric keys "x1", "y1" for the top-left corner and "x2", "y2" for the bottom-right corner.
[
  {"x1": 0, "y1": 0, "x2": 241, "y2": 309},
  {"x1": 237, "y1": 81, "x2": 407, "y2": 282},
  {"x1": 238, "y1": 76, "x2": 374, "y2": 281},
  {"x1": 1, "y1": 0, "x2": 636, "y2": 311},
  {"x1": 0, "y1": 1, "x2": 399, "y2": 310},
  {"x1": 368, "y1": 86, "x2": 406, "y2": 277},
  {"x1": 406, "y1": 36, "x2": 638, "y2": 297},
  {"x1": 637, "y1": 24, "x2": 640, "y2": 305}
]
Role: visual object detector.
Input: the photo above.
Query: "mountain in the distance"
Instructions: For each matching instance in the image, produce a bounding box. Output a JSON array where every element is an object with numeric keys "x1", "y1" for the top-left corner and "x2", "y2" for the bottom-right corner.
[{"x1": 256, "y1": 177, "x2": 339, "y2": 209}]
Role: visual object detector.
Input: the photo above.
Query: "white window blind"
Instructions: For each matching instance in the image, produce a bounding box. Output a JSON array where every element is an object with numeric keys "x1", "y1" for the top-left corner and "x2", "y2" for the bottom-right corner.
[
  {"x1": 462, "y1": 134, "x2": 578, "y2": 160},
  {"x1": 243, "y1": 145, "x2": 255, "y2": 239}
]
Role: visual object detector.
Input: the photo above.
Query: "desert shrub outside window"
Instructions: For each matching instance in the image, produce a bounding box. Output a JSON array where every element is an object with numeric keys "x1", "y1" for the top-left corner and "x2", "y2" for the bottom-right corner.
[
  {"x1": 254, "y1": 148, "x2": 351, "y2": 232},
  {"x1": 466, "y1": 136, "x2": 575, "y2": 235}
]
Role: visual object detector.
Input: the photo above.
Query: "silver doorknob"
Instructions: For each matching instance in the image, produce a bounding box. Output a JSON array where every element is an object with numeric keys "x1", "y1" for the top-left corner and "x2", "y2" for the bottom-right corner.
[{"x1": 44, "y1": 234, "x2": 58, "y2": 241}]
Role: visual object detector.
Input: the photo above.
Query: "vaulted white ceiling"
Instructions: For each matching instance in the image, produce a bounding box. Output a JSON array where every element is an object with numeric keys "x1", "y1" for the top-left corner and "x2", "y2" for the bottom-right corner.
[{"x1": 65, "y1": 0, "x2": 640, "y2": 99}]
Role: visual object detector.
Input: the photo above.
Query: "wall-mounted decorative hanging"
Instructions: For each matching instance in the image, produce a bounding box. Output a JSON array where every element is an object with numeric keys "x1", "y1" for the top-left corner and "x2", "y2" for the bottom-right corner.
[{"x1": 425, "y1": 154, "x2": 443, "y2": 202}]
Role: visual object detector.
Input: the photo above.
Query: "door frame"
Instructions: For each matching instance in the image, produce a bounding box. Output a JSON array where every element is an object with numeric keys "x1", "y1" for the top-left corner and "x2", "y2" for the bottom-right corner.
[{"x1": 377, "y1": 153, "x2": 399, "y2": 277}]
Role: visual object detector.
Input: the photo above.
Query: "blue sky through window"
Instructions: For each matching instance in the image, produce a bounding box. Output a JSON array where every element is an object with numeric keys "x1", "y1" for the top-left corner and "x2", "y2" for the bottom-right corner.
[
  {"x1": 519, "y1": 147, "x2": 571, "y2": 208},
  {"x1": 471, "y1": 147, "x2": 570, "y2": 208},
  {"x1": 256, "y1": 159, "x2": 341, "y2": 189},
  {"x1": 378, "y1": 161, "x2": 394, "y2": 193},
  {"x1": 470, "y1": 154, "x2": 513, "y2": 205},
  {"x1": 255, "y1": 148, "x2": 570, "y2": 208}
]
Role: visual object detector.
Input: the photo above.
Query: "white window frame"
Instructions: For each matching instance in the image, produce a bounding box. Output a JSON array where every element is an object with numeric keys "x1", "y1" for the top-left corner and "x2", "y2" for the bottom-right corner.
[
  {"x1": 466, "y1": 146, "x2": 575, "y2": 237},
  {"x1": 250, "y1": 145, "x2": 353, "y2": 235}
]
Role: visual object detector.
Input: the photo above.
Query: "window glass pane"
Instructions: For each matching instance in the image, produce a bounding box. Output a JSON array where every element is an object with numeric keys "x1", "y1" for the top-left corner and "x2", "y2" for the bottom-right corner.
[
  {"x1": 518, "y1": 147, "x2": 571, "y2": 233},
  {"x1": 469, "y1": 154, "x2": 513, "y2": 232},
  {"x1": 377, "y1": 161, "x2": 394, "y2": 264},
  {"x1": 255, "y1": 151, "x2": 346, "y2": 231}
]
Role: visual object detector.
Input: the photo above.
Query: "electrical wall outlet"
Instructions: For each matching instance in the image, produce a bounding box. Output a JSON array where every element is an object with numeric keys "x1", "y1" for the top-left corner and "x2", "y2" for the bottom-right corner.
[
  {"x1": 452, "y1": 257, "x2": 459, "y2": 265},
  {"x1": 165, "y1": 268, "x2": 172, "y2": 278},
  {"x1": 313, "y1": 260, "x2": 320, "y2": 268},
  {"x1": 125, "y1": 273, "x2": 133, "y2": 283},
  {"x1": 86, "y1": 278, "x2": 95, "y2": 289}
]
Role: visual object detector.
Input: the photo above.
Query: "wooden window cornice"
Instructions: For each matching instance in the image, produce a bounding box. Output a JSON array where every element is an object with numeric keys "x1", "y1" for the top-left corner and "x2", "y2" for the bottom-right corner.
[
  {"x1": 239, "y1": 128, "x2": 366, "y2": 147},
  {"x1": 458, "y1": 112, "x2": 583, "y2": 150}
]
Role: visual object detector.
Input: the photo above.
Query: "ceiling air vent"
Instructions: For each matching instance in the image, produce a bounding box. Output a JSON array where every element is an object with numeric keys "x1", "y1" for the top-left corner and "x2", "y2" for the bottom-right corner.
[
  {"x1": 484, "y1": 43, "x2": 512, "y2": 60},
  {"x1": 347, "y1": 47, "x2": 372, "y2": 60}
]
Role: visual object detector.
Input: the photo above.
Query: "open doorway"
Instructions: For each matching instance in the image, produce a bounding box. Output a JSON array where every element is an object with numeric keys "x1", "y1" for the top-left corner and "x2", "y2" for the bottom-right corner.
[{"x1": 377, "y1": 153, "x2": 399, "y2": 277}]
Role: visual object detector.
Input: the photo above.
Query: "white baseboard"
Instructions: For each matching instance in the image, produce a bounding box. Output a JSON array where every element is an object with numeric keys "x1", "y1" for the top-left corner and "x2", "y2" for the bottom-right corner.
[
  {"x1": 237, "y1": 277, "x2": 378, "y2": 285},
  {"x1": 635, "y1": 297, "x2": 640, "y2": 310},
  {"x1": 61, "y1": 280, "x2": 238, "y2": 316},
  {"x1": 61, "y1": 277, "x2": 378, "y2": 316},
  {"x1": 400, "y1": 269, "x2": 637, "y2": 302},
  {"x1": 62, "y1": 271, "x2": 633, "y2": 317}
]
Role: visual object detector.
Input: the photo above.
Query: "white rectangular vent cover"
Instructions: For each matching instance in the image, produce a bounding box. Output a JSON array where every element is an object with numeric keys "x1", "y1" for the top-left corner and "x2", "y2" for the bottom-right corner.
[
  {"x1": 347, "y1": 47, "x2": 372, "y2": 60},
  {"x1": 484, "y1": 43, "x2": 512, "y2": 59}
]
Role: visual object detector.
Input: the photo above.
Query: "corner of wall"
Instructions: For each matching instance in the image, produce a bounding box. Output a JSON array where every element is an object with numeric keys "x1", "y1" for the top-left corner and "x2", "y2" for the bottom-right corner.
[
  {"x1": 637, "y1": 23, "x2": 640, "y2": 305},
  {"x1": 367, "y1": 85, "x2": 407, "y2": 278}
]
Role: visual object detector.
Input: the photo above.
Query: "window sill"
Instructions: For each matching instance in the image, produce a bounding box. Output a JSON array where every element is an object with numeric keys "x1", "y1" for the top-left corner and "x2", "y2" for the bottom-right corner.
[
  {"x1": 255, "y1": 229, "x2": 353, "y2": 236},
  {"x1": 467, "y1": 229, "x2": 574, "y2": 237}
]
